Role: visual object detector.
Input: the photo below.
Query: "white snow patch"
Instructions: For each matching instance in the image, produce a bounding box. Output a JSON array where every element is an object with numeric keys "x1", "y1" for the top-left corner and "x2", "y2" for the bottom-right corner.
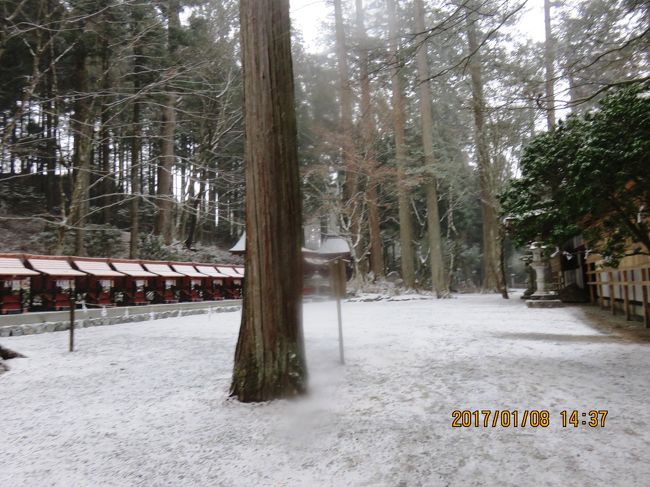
[{"x1": 1, "y1": 294, "x2": 650, "y2": 486}]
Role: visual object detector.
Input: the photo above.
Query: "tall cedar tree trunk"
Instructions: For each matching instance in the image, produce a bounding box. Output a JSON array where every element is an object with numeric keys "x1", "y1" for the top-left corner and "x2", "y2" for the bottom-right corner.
[
  {"x1": 387, "y1": 0, "x2": 415, "y2": 288},
  {"x1": 230, "y1": 0, "x2": 307, "y2": 402},
  {"x1": 185, "y1": 167, "x2": 205, "y2": 249},
  {"x1": 206, "y1": 175, "x2": 218, "y2": 242},
  {"x1": 129, "y1": 13, "x2": 144, "y2": 258},
  {"x1": 544, "y1": 0, "x2": 556, "y2": 130},
  {"x1": 356, "y1": 0, "x2": 383, "y2": 279},
  {"x1": 197, "y1": 177, "x2": 207, "y2": 244},
  {"x1": 68, "y1": 38, "x2": 93, "y2": 256},
  {"x1": 334, "y1": 0, "x2": 365, "y2": 282},
  {"x1": 446, "y1": 185, "x2": 457, "y2": 289},
  {"x1": 178, "y1": 159, "x2": 190, "y2": 240},
  {"x1": 215, "y1": 191, "x2": 231, "y2": 245},
  {"x1": 466, "y1": 4, "x2": 503, "y2": 293},
  {"x1": 130, "y1": 100, "x2": 141, "y2": 258},
  {"x1": 44, "y1": 19, "x2": 57, "y2": 213},
  {"x1": 100, "y1": 37, "x2": 112, "y2": 224},
  {"x1": 154, "y1": 0, "x2": 180, "y2": 245},
  {"x1": 414, "y1": 0, "x2": 448, "y2": 297}
]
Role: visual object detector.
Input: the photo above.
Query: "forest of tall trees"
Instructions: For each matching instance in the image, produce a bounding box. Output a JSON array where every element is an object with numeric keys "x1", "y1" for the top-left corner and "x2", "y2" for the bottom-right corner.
[{"x1": 0, "y1": 0, "x2": 648, "y2": 291}]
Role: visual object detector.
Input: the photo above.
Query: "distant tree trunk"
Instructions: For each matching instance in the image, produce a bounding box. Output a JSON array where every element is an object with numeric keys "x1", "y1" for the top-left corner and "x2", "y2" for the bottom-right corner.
[
  {"x1": 544, "y1": 0, "x2": 555, "y2": 130},
  {"x1": 147, "y1": 138, "x2": 155, "y2": 196},
  {"x1": 154, "y1": 0, "x2": 180, "y2": 245},
  {"x1": 155, "y1": 99, "x2": 176, "y2": 244},
  {"x1": 230, "y1": 0, "x2": 307, "y2": 402},
  {"x1": 568, "y1": 74, "x2": 580, "y2": 109},
  {"x1": 129, "y1": 18, "x2": 144, "y2": 259},
  {"x1": 196, "y1": 177, "x2": 207, "y2": 243},
  {"x1": 466, "y1": 3, "x2": 502, "y2": 294},
  {"x1": 206, "y1": 173, "x2": 218, "y2": 242},
  {"x1": 44, "y1": 36, "x2": 57, "y2": 213},
  {"x1": 178, "y1": 160, "x2": 192, "y2": 240},
  {"x1": 446, "y1": 181, "x2": 458, "y2": 289},
  {"x1": 387, "y1": 0, "x2": 415, "y2": 288},
  {"x1": 414, "y1": 0, "x2": 448, "y2": 297},
  {"x1": 216, "y1": 197, "x2": 231, "y2": 245},
  {"x1": 544, "y1": 0, "x2": 556, "y2": 130},
  {"x1": 10, "y1": 124, "x2": 16, "y2": 174},
  {"x1": 185, "y1": 168, "x2": 205, "y2": 249},
  {"x1": 68, "y1": 40, "x2": 93, "y2": 256},
  {"x1": 356, "y1": 0, "x2": 383, "y2": 279},
  {"x1": 129, "y1": 100, "x2": 141, "y2": 259},
  {"x1": 100, "y1": 39, "x2": 112, "y2": 224},
  {"x1": 334, "y1": 0, "x2": 355, "y2": 202},
  {"x1": 334, "y1": 0, "x2": 365, "y2": 282},
  {"x1": 499, "y1": 225, "x2": 509, "y2": 299}
]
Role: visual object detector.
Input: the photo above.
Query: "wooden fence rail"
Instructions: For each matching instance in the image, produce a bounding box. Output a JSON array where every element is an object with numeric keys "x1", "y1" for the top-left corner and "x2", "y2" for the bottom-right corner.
[{"x1": 586, "y1": 264, "x2": 650, "y2": 327}]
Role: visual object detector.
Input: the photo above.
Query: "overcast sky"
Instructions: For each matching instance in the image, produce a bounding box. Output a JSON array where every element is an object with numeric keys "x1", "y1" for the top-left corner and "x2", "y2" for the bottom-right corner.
[{"x1": 290, "y1": 0, "x2": 547, "y2": 52}]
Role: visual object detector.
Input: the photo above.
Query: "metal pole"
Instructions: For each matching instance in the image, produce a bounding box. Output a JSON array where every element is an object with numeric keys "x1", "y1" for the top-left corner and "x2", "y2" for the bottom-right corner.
[
  {"x1": 69, "y1": 291, "x2": 75, "y2": 352},
  {"x1": 336, "y1": 295, "x2": 344, "y2": 365}
]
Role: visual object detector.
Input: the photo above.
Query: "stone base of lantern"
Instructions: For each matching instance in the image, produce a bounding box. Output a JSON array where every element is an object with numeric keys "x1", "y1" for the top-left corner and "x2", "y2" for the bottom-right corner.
[{"x1": 526, "y1": 292, "x2": 563, "y2": 308}]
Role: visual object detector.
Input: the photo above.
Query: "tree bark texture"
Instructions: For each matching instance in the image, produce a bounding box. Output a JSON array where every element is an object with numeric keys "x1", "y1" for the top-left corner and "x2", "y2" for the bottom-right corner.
[
  {"x1": 44, "y1": 34, "x2": 57, "y2": 213},
  {"x1": 544, "y1": 0, "x2": 556, "y2": 130},
  {"x1": 154, "y1": 95, "x2": 176, "y2": 244},
  {"x1": 206, "y1": 176, "x2": 218, "y2": 242},
  {"x1": 414, "y1": 0, "x2": 448, "y2": 297},
  {"x1": 356, "y1": 0, "x2": 383, "y2": 279},
  {"x1": 466, "y1": 4, "x2": 503, "y2": 293},
  {"x1": 68, "y1": 39, "x2": 93, "y2": 256},
  {"x1": 154, "y1": 0, "x2": 180, "y2": 245},
  {"x1": 334, "y1": 0, "x2": 356, "y2": 203},
  {"x1": 185, "y1": 168, "x2": 205, "y2": 249},
  {"x1": 230, "y1": 0, "x2": 307, "y2": 402},
  {"x1": 129, "y1": 100, "x2": 141, "y2": 258},
  {"x1": 129, "y1": 17, "x2": 144, "y2": 259},
  {"x1": 387, "y1": 0, "x2": 415, "y2": 288},
  {"x1": 100, "y1": 39, "x2": 113, "y2": 224},
  {"x1": 334, "y1": 0, "x2": 365, "y2": 280}
]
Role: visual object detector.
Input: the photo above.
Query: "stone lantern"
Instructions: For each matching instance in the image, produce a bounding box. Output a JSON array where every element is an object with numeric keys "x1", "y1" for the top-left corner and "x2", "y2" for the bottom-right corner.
[
  {"x1": 530, "y1": 241, "x2": 548, "y2": 294},
  {"x1": 526, "y1": 241, "x2": 562, "y2": 308}
]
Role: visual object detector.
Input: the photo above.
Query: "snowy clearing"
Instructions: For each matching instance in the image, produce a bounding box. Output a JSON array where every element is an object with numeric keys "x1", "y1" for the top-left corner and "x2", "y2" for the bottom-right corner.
[{"x1": 1, "y1": 293, "x2": 650, "y2": 486}]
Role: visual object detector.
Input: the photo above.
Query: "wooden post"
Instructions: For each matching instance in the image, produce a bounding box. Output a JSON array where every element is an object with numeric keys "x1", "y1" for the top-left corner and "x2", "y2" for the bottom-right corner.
[
  {"x1": 587, "y1": 264, "x2": 596, "y2": 304},
  {"x1": 597, "y1": 269, "x2": 605, "y2": 310},
  {"x1": 623, "y1": 270, "x2": 631, "y2": 321},
  {"x1": 642, "y1": 268, "x2": 649, "y2": 328},
  {"x1": 69, "y1": 290, "x2": 75, "y2": 352},
  {"x1": 608, "y1": 271, "x2": 615, "y2": 315},
  {"x1": 336, "y1": 294, "x2": 344, "y2": 365},
  {"x1": 329, "y1": 258, "x2": 346, "y2": 365}
]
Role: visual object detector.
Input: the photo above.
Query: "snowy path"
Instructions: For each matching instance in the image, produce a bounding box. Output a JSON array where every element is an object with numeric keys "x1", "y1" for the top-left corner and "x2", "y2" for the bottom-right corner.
[{"x1": 1, "y1": 294, "x2": 649, "y2": 486}]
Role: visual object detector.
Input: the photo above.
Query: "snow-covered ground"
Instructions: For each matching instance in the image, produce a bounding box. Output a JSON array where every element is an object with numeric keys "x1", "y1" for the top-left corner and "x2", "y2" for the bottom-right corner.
[{"x1": 2, "y1": 294, "x2": 650, "y2": 486}]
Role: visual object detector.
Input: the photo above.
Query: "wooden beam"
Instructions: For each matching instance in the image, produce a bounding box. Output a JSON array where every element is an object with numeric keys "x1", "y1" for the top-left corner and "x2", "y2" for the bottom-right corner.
[
  {"x1": 642, "y1": 268, "x2": 649, "y2": 328},
  {"x1": 623, "y1": 270, "x2": 630, "y2": 321},
  {"x1": 609, "y1": 271, "x2": 615, "y2": 315}
]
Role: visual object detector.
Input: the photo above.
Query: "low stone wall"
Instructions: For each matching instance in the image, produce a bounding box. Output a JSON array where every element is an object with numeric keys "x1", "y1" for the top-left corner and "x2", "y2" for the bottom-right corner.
[{"x1": 0, "y1": 304, "x2": 241, "y2": 337}]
